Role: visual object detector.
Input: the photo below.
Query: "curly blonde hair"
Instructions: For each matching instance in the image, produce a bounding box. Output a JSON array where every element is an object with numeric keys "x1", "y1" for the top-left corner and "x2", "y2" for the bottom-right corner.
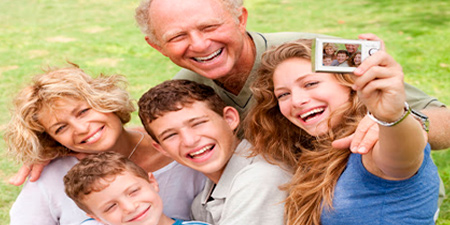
[
  {"x1": 244, "y1": 39, "x2": 367, "y2": 225},
  {"x1": 135, "y1": 0, "x2": 244, "y2": 46},
  {"x1": 4, "y1": 64, "x2": 135, "y2": 164},
  {"x1": 323, "y1": 43, "x2": 338, "y2": 56}
]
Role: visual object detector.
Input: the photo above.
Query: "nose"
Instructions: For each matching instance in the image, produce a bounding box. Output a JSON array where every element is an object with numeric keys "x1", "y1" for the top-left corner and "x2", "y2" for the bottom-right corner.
[
  {"x1": 291, "y1": 90, "x2": 310, "y2": 107},
  {"x1": 179, "y1": 129, "x2": 200, "y2": 147},
  {"x1": 71, "y1": 120, "x2": 89, "y2": 135},
  {"x1": 121, "y1": 199, "x2": 137, "y2": 214},
  {"x1": 189, "y1": 31, "x2": 209, "y2": 52}
]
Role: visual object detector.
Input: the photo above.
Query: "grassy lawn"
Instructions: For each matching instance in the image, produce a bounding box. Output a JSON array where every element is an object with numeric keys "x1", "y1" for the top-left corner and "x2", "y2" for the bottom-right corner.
[{"x1": 0, "y1": 0, "x2": 449, "y2": 224}]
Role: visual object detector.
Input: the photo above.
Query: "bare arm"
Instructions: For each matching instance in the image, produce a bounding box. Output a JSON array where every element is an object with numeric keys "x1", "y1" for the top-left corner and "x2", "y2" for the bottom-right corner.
[
  {"x1": 422, "y1": 107, "x2": 450, "y2": 150},
  {"x1": 352, "y1": 37, "x2": 426, "y2": 179}
]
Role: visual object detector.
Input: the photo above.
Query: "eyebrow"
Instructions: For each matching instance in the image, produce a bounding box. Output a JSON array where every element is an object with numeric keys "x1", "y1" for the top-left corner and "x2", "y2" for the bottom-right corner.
[
  {"x1": 157, "y1": 115, "x2": 208, "y2": 139},
  {"x1": 162, "y1": 29, "x2": 184, "y2": 42},
  {"x1": 273, "y1": 74, "x2": 314, "y2": 92},
  {"x1": 47, "y1": 104, "x2": 82, "y2": 130},
  {"x1": 161, "y1": 18, "x2": 223, "y2": 42}
]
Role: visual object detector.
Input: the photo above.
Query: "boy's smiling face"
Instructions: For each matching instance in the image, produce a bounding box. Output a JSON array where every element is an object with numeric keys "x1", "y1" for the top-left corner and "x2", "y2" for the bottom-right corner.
[
  {"x1": 148, "y1": 101, "x2": 240, "y2": 183},
  {"x1": 84, "y1": 172, "x2": 163, "y2": 225}
]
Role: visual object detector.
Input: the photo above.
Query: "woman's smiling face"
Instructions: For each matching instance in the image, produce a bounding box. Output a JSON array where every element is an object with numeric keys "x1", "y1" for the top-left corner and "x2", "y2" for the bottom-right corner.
[
  {"x1": 38, "y1": 98, "x2": 123, "y2": 153},
  {"x1": 273, "y1": 57, "x2": 351, "y2": 136}
]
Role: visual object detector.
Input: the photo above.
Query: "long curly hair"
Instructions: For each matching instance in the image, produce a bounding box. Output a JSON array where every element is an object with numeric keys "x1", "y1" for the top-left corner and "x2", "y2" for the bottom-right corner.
[
  {"x1": 3, "y1": 64, "x2": 135, "y2": 164},
  {"x1": 244, "y1": 40, "x2": 367, "y2": 224}
]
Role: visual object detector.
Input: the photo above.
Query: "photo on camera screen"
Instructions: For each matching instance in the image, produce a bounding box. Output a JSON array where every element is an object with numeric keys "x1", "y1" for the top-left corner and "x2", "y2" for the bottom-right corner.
[{"x1": 312, "y1": 38, "x2": 381, "y2": 73}]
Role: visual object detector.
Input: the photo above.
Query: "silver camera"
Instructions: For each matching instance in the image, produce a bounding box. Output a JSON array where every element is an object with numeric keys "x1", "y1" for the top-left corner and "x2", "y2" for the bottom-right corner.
[{"x1": 312, "y1": 38, "x2": 381, "y2": 73}]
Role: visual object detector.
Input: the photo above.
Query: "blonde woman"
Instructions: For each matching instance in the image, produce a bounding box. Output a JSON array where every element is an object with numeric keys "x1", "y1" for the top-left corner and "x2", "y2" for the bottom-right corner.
[{"x1": 5, "y1": 64, "x2": 205, "y2": 224}]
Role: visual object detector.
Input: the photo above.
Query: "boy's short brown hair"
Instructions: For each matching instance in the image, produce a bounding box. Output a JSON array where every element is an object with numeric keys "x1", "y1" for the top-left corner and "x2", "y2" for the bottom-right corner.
[
  {"x1": 138, "y1": 79, "x2": 227, "y2": 142},
  {"x1": 63, "y1": 152, "x2": 149, "y2": 215},
  {"x1": 336, "y1": 49, "x2": 349, "y2": 57}
]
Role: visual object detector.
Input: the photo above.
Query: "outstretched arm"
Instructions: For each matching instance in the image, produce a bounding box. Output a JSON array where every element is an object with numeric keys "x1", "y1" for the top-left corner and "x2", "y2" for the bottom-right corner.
[
  {"x1": 333, "y1": 33, "x2": 449, "y2": 152},
  {"x1": 353, "y1": 45, "x2": 426, "y2": 179}
]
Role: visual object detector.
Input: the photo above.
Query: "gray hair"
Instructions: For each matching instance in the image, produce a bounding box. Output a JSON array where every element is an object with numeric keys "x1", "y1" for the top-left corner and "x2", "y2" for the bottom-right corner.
[{"x1": 135, "y1": 0, "x2": 244, "y2": 46}]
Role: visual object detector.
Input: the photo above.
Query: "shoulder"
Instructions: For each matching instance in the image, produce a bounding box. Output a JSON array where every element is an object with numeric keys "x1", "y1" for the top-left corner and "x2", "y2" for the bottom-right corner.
[
  {"x1": 12, "y1": 156, "x2": 78, "y2": 206},
  {"x1": 240, "y1": 156, "x2": 292, "y2": 183},
  {"x1": 13, "y1": 156, "x2": 78, "y2": 197},
  {"x1": 9, "y1": 157, "x2": 86, "y2": 224},
  {"x1": 173, "y1": 69, "x2": 207, "y2": 83},
  {"x1": 25, "y1": 156, "x2": 78, "y2": 185},
  {"x1": 255, "y1": 31, "x2": 335, "y2": 45},
  {"x1": 172, "y1": 69, "x2": 217, "y2": 89},
  {"x1": 154, "y1": 160, "x2": 205, "y2": 183},
  {"x1": 231, "y1": 141, "x2": 291, "y2": 185},
  {"x1": 404, "y1": 82, "x2": 445, "y2": 109}
]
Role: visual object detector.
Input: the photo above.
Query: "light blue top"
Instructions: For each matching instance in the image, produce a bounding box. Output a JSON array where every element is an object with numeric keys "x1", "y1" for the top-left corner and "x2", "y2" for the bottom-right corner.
[
  {"x1": 81, "y1": 218, "x2": 211, "y2": 225},
  {"x1": 321, "y1": 144, "x2": 439, "y2": 224},
  {"x1": 173, "y1": 219, "x2": 211, "y2": 225}
]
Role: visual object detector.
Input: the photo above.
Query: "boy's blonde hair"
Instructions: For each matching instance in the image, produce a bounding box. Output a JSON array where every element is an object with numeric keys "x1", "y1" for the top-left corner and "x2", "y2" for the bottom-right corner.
[
  {"x1": 3, "y1": 64, "x2": 135, "y2": 164},
  {"x1": 63, "y1": 151, "x2": 149, "y2": 215}
]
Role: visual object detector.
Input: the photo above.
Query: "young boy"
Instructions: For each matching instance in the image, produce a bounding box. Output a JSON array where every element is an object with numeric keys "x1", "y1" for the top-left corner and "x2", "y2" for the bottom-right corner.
[
  {"x1": 323, "y1": 55, "x2": 334, "y2": 66},
  {"x1": 138, "y1": 80, "x2": 291, "y2": 225},
  {"x1": 63, "y1": 151, "x2": 210, "y2": 225},
  {"x1": 335, "y1": 49, "x2": 350, "y2": 67}
]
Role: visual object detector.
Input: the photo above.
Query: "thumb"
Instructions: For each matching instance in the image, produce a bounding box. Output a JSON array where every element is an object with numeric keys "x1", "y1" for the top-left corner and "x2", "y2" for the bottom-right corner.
[{"x1": 332, "y1": 134, "x2": 354, "y2": 149}]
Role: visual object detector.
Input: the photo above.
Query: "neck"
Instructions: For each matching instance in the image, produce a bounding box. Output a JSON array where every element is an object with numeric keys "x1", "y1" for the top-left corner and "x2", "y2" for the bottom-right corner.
[
  {"x1": 110, "y1": 128, "x2": 136, "y2": 157},
  {"x1": 113, "y1": 128, "x2": 174, "y2": 172},
  {"x1": 157, "y1": 214, "x2": 175, "y2": 225},
  {"x1": 215, "y1": 33, "x2": 256, "y2": 95},
  {"x1": 205, "y1": 138, "x2": 241, "y2": 184}
]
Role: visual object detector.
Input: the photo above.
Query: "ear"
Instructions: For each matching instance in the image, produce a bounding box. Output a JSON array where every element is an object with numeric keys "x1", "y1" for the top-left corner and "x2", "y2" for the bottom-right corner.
[
  {"x1": 147, "y1": 172, "x2": 160, "y2": 192},
  {"x1": 237, "y1": 7, "x2": 248, "y2": 33},
  {"x1": 86, "y1": 213, "x2": 105, "y2": 224},
  {"x1": 152, "y1": 140, "x2": 172, "y2": 158},
  {"x1": 223, "y1": 106, "x2": 240, "y2": 130},
  {"x1": 145, "y1": 36, "x2": 168, "y2": 57}
]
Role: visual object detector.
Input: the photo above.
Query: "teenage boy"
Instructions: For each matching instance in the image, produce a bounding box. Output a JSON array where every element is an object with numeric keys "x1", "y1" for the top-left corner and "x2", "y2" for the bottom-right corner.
[
  {"x1": 335, "y1": 49, "x2": 350, "y2": 67},
  {"x1": 138, "y1": 80, "x2": 291, "y2": 225},
  {"x1": 63, "y1": 151, "x2": 210, "y2": 225}
]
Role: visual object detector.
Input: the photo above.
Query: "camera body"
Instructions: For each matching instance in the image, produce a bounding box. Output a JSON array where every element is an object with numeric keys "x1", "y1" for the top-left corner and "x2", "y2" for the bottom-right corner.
[{"x1": 312, "y1": 38, "x2": 381, "y2": 73}]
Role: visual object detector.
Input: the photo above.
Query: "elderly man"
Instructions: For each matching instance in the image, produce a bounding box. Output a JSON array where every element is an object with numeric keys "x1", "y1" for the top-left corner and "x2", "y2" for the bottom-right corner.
[{"x1": 135, "y1": 0, "x2": 449, "y2": 150}]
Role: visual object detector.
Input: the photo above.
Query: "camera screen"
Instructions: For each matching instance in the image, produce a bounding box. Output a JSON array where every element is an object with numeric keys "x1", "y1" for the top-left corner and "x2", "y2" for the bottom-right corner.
[
  {"x1": 312, "y1": 38, "x2": 380, "y2": 73},
  {"x1": 322, "y1": 42, "x2": 361, "y2": 68}
]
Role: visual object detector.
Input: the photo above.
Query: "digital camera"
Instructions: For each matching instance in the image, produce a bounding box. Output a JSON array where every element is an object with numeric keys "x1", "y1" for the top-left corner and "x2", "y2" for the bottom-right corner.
[{"x1": 312, "y1": 38, "x2": 381, "y2": 73}]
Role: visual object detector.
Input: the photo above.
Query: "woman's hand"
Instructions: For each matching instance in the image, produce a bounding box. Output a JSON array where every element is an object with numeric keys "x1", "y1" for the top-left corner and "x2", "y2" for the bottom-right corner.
[
  {"x1": 9, "y1": 161, "x2": 49, "y2": 186},
  {"x1": 352, "y1": 34, "x2": 406, "y2": 122}
]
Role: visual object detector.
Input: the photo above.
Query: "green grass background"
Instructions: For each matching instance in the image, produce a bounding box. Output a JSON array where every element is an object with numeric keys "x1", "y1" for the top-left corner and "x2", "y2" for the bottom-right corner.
[{"x1": 0, "y1": 0, "x2": 449, "y2": 224}]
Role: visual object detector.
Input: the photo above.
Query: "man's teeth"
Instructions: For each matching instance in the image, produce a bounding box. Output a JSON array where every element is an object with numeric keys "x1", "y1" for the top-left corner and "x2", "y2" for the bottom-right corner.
[
  {"x1": 300, "y1": 108, "x2": 324, "y2": 120},
  {"x1": 85, "y1": 130, "x2": 101, "y2": 143},
  {"x1": 194, "y1": 49, "x2": 222, "y2": 62},
  {"x1": 189, "y1": 145, "x2": 213, "y2": 158}
]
